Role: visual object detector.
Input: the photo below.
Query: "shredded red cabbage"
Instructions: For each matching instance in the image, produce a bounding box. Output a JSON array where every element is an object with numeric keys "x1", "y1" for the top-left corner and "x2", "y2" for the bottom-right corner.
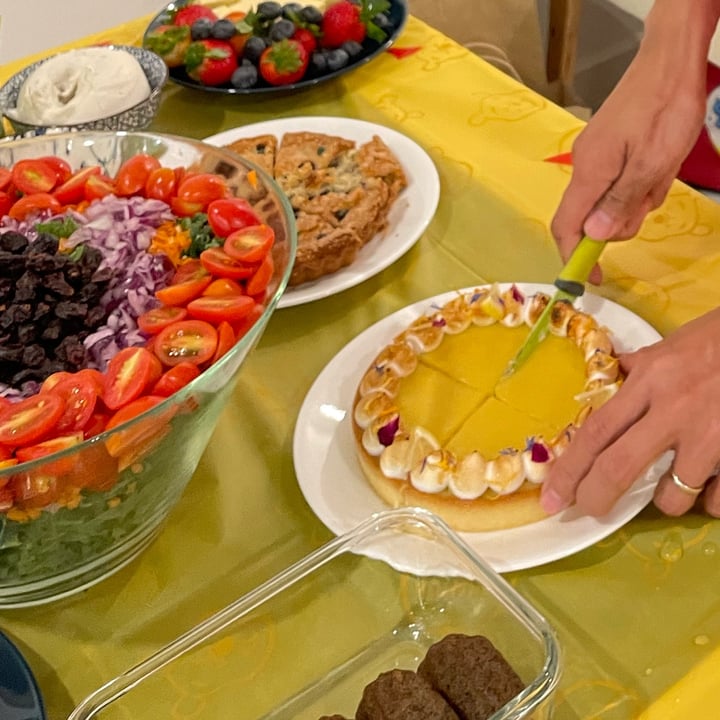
[{"x1": 63, "y1": 196, "x2": 174, "y2": 369}]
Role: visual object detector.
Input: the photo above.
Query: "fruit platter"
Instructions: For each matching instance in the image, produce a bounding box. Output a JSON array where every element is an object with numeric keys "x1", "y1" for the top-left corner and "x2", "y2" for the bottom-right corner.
[{"x1": 143, "y1": 0, "x2": 407, "y2": 94}]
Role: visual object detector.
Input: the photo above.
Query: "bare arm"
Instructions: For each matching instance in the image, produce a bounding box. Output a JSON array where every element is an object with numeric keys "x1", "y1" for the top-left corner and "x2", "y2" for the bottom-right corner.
[
  {"x1": 552, "y1": 0, "x2": 720, "y2": 270},
  {"x1": 542, "y1": 0, "x2": 720, "y2": 517}
]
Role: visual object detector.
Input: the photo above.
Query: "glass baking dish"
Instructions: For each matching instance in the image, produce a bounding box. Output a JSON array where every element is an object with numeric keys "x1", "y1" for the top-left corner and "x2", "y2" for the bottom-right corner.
[{"x1": 69, "y1": 507, "x2": 561, "y2": 720}]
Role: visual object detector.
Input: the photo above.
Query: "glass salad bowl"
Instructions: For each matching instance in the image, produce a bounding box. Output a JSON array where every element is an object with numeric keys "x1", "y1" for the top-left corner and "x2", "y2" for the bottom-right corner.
[{"x1": 0, "y1": 130, "x2": 296, "y2": 607}]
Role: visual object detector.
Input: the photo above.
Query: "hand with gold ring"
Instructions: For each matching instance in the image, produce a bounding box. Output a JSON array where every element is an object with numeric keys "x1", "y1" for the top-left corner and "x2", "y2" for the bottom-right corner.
[
  {"x1": 654, "y1": 464, "x2": 720, "y2": 515},
  {"x1": 540, "y1": 307, "x2": 720, "y2": 518},
  {"x1": 670, "y1": 471, "x2": 703, "y2": 497}
]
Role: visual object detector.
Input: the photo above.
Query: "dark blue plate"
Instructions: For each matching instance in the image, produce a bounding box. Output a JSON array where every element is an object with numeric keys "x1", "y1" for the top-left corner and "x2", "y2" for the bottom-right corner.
[
  {"x1": 0, "y1": 632, "x2": 46, "y2": 720},
  {"x1": 143, "y1": 0, "x2": 408, "y2": 95}
]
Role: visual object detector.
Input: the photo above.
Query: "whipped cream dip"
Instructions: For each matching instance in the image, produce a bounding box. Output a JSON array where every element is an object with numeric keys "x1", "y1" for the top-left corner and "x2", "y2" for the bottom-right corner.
[{"x1": 11, "y1": 47, "x2": 151, "y2": 125}]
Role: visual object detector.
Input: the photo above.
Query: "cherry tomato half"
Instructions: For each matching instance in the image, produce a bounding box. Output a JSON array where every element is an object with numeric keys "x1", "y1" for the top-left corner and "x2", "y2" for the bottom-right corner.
[
  {"x1": 224, "y1": 224, "x2": 274, "y2": 263},
  {"x1": 0, "y1": 191, "x2": 13, "y2": 217},
  {"x1": 186, "y1": 294, "x2": 255, "y2": 324},
  {"x1": 246, "y1": 251, "x2": 275, "y2": 296},
  {"x1": 0, "y1": 394, "x2": 64, "y2": 447},
  {"x1": 40, "y1": 371, "x2": 73, "y2": 393},
  {"x1": 202, "y1": 277, "x2": 245, "y2": 297},
  {"x1": 84, "y1": 174, "x2": 116, "y2": 202},
  {"x1": 154, "y1": 320, "x2": 218, "y2": 367},
  {"x1": 212, "y1": 321, "x2": 236, "y2": 364},
  {"x1": 137, "y1": 305, "x2": 188, "y2": 334},
  {"x1": 171, "y1": 258, "x2": 203, "y2": 283},
  {"x1": 11, "y1": 159, "x2": 58, "y2": 194},
  {"x1": 0, "y1": 167, "x2": 11, "y2": 192},
  {"x1": 15, "y1": 432, "x2": 85, "y2": 476},
  {"x1": 232, "y1": 302, "x2": 264, "y2": 341},
  {"x1": 83, "y1": 411, "x2": 112, "y2": 439},
  {"x1": 71, "y1": 441, "x2": 119, "y2": 491},
  {"x1": 152, "y1": 362, "x2": 201, "y2": 397},
  {"x1": 53, "y1": 166, "x2": 102, "y2": 205},
  {"x1": 38, "y1": 156, "x2": 72, "y2": 184},
  {"x1": 207, "y1": 197, "x2": 261, "y2": 238},
  {"x1": 16, "y1": 433, "x2": 84, "y2": 462},
  {"x1": 155, "y1": 267, "x2": 212, "y2": 307},
  {"x1": 170, "y1": 196, "x2": 204, "y2": 217},
  {"x1": 51, "y1": 373, "x2": 100, "y2": 433},
  {"x1": 200, "y1": 247, "x2": 257, "y2": 280},
  {"x1": 114, "y1": 154, "x2": 162, "y2": 196},
  {"x1": 104, "y1": 346, "x2": 163, "y2": 410},
  {"x1": 8, "y1": 193, "x2": 62, "y2": 221},
  {"x1": 145, "y1": 166, "x2": 177, "y2": 202},
  {"x1": 104, "y1": 395, "x2": 173, "y2": 466},
  {"x1": 177, "y1": 174, "x2": 230, "y2": 209},
  {"x1": 9, "y1": 473, "x2": 61, "y2": 510}
]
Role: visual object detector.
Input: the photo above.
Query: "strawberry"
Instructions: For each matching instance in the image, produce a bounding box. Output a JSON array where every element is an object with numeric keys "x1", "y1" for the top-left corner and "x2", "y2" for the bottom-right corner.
[
  {"x1": 144, "y1": 24, "x2": 191, "y2": 68},
  {"x1": 185, "y1": 39, "x2": 238, "y2": 86},
  {"x1": 292, "y1": 27, "x2": 318, "y2": 55},
  {"x1": 174, "y1": 4, "x2": 218, "y2": 26},
  {"x1": 321, "y1": 1, "x2": 365, "y2": 48},
  {"x1": 259, "y1": 39, "x2": 309, "y2": 86},
  {"x1": 321, "y1": 0, "x2": 391, "y2": 49}
]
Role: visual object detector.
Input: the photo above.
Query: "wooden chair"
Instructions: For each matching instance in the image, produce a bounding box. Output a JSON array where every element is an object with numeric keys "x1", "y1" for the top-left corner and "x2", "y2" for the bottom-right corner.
[
  {"x1": 409, "y1": 0, "x2": 584, "y2": 105},
  {"x1": 547, "y1": 0, "x2": 583, "y2": 104}
]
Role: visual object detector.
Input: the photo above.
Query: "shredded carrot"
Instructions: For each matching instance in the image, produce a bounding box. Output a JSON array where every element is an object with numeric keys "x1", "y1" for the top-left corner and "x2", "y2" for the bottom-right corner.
[
  {"x1": 149, "y1": 220, "x2": 192, "y2": 266},
  {"x1": 71, "y1": 200, "x2": 91, "y2": 214},
  {"x1": 247, "y1": 169, "x2": 258, "y2": 190}
]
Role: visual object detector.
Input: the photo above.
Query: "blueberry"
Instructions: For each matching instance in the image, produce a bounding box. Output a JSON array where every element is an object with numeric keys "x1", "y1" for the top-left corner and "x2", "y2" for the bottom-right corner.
[
  {"x1": 300, "y1": 5, "x2": 323, "y2": 24},
  {"x1": 244, "y1": 35, "x2": 268, "y2": 63},
  {"x1": 269, "y1": 18, "x2": 296, "y2": 41},
  {"x1": 190, "y1": 17, "x2": 213, "y2": 40},
  {"x1": 231, "y1": 64, "x2": 259, "y2": 89},
  {"x1": 310, "y1": 50, "x2": 328, "y2": 73},
  {"x1": 211, "y1": 19, "x2": 237, "y2": 40},
  {"x1": 326, "y1": 48, "x2": 350, "y2": 72},
  {"x1": 373, "y1": 13, "x2": 393, "y2": 32},
  {"x1": 341, "y1": 40, "x2": 363, "y2": 58},
  {"x1": 282, "y1": 2, "x2": 303, "y2": 18},
  {"x1": 257, "y1": 1, "x2": 282, "y2": 20}
]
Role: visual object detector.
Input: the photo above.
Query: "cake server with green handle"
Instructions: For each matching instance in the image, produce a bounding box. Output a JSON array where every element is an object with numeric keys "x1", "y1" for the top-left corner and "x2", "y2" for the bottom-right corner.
[{"x1": 503, "y1": 236, "x2": 605, "y2": 377}]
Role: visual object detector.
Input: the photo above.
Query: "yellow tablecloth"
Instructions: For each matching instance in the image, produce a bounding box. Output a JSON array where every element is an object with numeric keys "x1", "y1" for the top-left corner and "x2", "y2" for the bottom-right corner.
[{"x1": 3, "y1": 13, "x2": 720, "y2": 720}]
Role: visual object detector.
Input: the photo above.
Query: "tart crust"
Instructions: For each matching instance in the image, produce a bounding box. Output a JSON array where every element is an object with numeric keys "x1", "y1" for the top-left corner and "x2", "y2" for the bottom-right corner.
[
  {"x1": 226, "y1": 131, "x2": 407, "y2": 286},
  {"x1": 351, "y1": 286, "x2": 623, "y2": 532}
]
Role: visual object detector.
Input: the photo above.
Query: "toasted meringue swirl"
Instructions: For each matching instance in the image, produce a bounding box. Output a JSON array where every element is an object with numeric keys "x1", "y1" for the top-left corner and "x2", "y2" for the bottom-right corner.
[{"x1": 355, "y1": 286, "x2": 622, "y2": 503}]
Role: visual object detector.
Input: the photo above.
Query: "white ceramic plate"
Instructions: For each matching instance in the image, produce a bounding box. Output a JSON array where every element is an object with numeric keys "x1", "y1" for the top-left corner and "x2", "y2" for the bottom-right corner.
[
  {"x1": 293, "y1": 283, "x2": 670, "y2": 575},
  {"x1": 203, "y1": 117, "x2": 440, "y2": 308}
]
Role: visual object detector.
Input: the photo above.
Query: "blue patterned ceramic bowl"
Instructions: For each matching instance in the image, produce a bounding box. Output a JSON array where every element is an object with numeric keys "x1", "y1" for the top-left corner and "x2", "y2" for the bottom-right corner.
[{"x1": 0, "y1": 46, "x2": 168, "y2": 137}]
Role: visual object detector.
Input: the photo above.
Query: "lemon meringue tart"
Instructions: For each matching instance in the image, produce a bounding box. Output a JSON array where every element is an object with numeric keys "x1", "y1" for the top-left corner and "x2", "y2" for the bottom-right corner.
[{"x1": 352, "y1": 285, "x2": 622, "y2": 532}]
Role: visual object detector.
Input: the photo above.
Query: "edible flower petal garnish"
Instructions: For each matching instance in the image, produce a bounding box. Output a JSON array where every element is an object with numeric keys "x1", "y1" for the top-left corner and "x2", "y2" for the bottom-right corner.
[{"x1": 377, "y1": 414, "x2": 400, "y2": 446}]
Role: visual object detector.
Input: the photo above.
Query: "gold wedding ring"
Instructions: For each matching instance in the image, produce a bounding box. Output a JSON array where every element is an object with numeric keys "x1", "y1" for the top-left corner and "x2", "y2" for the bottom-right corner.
[{"x1": 670, "y1": 471, "x2": 703, "y2": 497}]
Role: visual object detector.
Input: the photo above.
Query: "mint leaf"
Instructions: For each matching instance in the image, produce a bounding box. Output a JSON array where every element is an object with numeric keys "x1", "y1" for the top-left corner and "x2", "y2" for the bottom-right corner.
[
  {"x1": 361, "y1": 0, "x2": 391, "y2": 24},
  {"x1": 366, "y1": 19, "x2": 387, "y2": 43},
  {"x1": 35, "y1": 217, "x2": 78, "y2": 239}
]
